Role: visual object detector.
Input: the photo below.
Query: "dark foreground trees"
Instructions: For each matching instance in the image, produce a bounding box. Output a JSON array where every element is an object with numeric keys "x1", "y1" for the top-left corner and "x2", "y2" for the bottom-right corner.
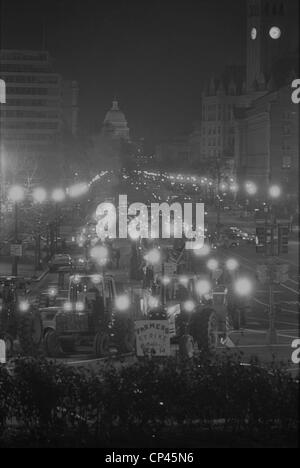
[{"x1": 0, "y1": 353, "x2": 298, "y2": 447}]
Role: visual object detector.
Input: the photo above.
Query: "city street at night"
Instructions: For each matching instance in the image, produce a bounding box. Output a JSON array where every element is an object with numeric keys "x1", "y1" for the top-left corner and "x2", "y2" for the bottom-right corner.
[{"x1": 0, "y1": 0, "x2": 299, "y2": 450}]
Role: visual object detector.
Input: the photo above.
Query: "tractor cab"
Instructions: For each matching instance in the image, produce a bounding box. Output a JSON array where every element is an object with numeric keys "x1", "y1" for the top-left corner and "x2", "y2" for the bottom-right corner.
[
  {"x1": 42, "y1": 273, "x2": 136, "y2": 358},
  {"x1": 67, "y1": 273, "x2": 116, "y2": 315}
]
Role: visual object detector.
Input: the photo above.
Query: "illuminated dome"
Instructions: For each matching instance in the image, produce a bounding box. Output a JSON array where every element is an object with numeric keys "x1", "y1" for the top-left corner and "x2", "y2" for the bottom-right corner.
[{"x1": 102, "y1": 99, "x2": 130, "y2": 140}]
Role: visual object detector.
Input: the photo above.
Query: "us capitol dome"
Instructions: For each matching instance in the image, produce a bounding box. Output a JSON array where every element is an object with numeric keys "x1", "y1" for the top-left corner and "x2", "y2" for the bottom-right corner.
[{"x1": 102, "y1": 99, "x2": 130, "y2": 141}]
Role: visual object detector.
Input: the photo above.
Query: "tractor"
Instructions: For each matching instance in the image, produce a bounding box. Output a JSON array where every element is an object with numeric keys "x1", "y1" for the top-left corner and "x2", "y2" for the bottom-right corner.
[
  {"x1": 141, "y1": 274, "x2": 229, "y2": 353},
  {"x1": 0, "y1": 276, "x2": 43, "y2": 357},
  {"x1": 40, "y1": 273, "x2": 136, "y2": 357}
]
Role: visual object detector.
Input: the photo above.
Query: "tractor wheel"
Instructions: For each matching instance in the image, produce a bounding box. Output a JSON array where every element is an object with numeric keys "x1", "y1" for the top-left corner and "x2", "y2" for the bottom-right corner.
[
  {"x1": 0, "y1": 333, "x2": 14, "y2": 358},
  {"x1": 60, "y1": 338, "x2": 76, "y2": 354},
  {"x1": 189, "y1": 308, "x2": 218, "y2": 351},
  {"x1": 93, "y1": 331, "x2": 110, "y2": 358},
  {"x1": 114, "y1": 316, "x2": 135, "y2": 354},
  {"x1": 18, "y1": 310, "x2": 43, "y2": 355},
  {"x1": 178, "y1": 334, "x2": 194, "y2": 359},
  {"x1": 44, "y1": 329, "x2": 62, "y2": 358}
]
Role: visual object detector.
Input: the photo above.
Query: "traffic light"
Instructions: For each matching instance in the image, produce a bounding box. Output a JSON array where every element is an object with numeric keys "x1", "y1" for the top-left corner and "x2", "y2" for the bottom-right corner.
[
  {"x1": 278, "y1": 226, "x2": 289, "y2": 254},
  {"x1": 255, "y1": 226, "x2": 266, "y2": 254}
]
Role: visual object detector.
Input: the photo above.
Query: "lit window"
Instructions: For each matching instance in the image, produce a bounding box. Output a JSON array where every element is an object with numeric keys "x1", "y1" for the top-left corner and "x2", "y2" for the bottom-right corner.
[{"x1": 282, "y1": 156, "x2": 292, "y2": 169}]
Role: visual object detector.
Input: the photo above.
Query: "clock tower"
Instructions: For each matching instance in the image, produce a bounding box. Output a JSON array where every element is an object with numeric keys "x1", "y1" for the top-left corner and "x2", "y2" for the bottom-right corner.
[{"x1": 246, "y1": 0, "x2": 298, "y2": 92}]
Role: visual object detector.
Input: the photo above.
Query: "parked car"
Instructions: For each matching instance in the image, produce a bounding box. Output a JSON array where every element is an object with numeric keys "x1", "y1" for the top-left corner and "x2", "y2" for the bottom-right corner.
[{"x1": 48, "y1": 254, "x2": 73, "y2": 272}]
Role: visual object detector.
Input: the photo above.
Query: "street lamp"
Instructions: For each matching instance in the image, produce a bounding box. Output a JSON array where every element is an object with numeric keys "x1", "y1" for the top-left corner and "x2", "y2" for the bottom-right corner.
[
  {"x1": 144, "y1": 248, "x2": 161, "y2": 265},
  {"x1": 245, "y1": 181, "x2": 257, "y2": 196},
  {"x1": 68, "y1": 182, "x2": 89, "y2": 198},
  {"x1": 225, "y1": 258, "x2": 239, "y2": 271},
  {"x1": 234, "y1": 277, "x2": 253, "y2": 296},
  {"x1": 229, "y1": 183, "x2": 239, "y2": 192},
  {"x1": 244, "y1": 181, "x2": 258, "y2": 216},
  {"x1": 207, "y1": 258, "x2": 219, "y2": 271},
  {"x1": 195, "y1": 279, "x2": 211, "y2": 296},
  {"x1": 52, "y1": 188, "x2": 65, "y2": 203},
  {"x1": 182, "y1": 300, "x2": 195, "y2": 312},
  {"x1": 32, "y1": 187, "x2": 47, "y2": 270},
  {"x1": 193, "y1": 243, "x2": 210, "y2": 257},
  {"x1": 32, "y1": 187, "x2": 47, "y2": 204},
  {"x1": 8, "y1": 185, "x2": 25, "y2": 203},
  {"x1": 229, "y1": 183, "x2": 239, "y2": 202},
  {"x1": 8, "y1": 185, "x2": 25, "y2": 276},
  {"x1": 90, "y1": 245, "x2": 109, "y2": 267},
  {"x1": 51, "y1": 189, "x2": 66, "y2": 254},
  {"x1": 115, "y1": 294, "x2": 131, "y2": 312},
  {"x1": 269, "y1": 184, "x2": 281, "y2": 199}
]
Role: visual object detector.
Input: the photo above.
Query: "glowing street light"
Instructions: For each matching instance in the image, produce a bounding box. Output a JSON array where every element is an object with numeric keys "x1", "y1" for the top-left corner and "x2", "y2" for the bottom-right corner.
[
  {"x1": 68, "y1": 182, "x2": 89, "y2": 198},
  {"x1": 115, "y1": 294, "x2": 131, "y2": 311},
  {"x1": 8, "y1": 185, "x2": 25, "y2": 202},
  {"x1": 75, "y1": 301, "x2": 85, "y2": 312},
  {"x1": 195, "y1": 279, "x2": 211, "y2": 296},
  {"x1": 234, "y1": 277, "x2": 253, "y2": 296},
  {"x1": 48, "y1": 287, "x2": 58, "y2": 297},
  {"x1": 207, "y1": 258, "x2": 219, "y2": 271},
  {"x1": 178, "y1": 275, "x2": 189, "y2": 287},
  {"x1": 90, "y1": 245, "x2": 109, "y2": 266},
  {"x1": 245, "y1": 181, "x2": 257, "y2": 196},
  {"x1": 269, "y1": 185, "x2": 281, "y2": 199},
  {"x1": 19, "y1": 300, "x2": 30, "y2": 313},
  {"x1": 52, "y1": 188, "x2": 66, "y2": 203},
  {"x1": 229, "y1": 183, "x2": 239, "y2": 193},
  {"x1": 51, "y1": 189, "x2": 66, "y2": 254},
  {"x1": 183, "y1": 300, "x2": 195, "y2": 312},
  {"x1": 144, "y1": 248, "x2": 161, "y2": 265},
  {"x1": 8, "y1": 185, "x2": 25, "y2": 276},
  {"x1": 32, "y1": 187, "x2": 47, "y2": 204},
  {"x1": 148, "y1": 296, "x2": 160, "y2": 309},
  {"x1": 193, "y1": 243, "x2": 210, "y2": 257},
  {"x1": 161, "y1": 276, "x2": 171, "y2": 286},
  {"x1": 225, "y1": 258, "x2": 239, "y2": 271}
]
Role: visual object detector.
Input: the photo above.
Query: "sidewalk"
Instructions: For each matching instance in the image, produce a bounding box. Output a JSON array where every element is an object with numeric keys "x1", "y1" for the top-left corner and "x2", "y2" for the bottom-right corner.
[
  {"x1": 0, "y1": 258, "x2": 48, "y2": 280},
  {"x1": 218, "y1": 329, "x2": 299, "y2": 376}
]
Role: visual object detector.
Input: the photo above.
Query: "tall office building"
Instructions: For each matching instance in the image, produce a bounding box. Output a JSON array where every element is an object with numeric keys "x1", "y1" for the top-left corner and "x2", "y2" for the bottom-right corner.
[{"x1": 0, "y1": 49, "x2": 79, "y2": 186}]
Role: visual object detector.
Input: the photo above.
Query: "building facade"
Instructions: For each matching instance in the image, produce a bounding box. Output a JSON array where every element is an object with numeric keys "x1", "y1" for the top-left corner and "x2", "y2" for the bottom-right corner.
[
  {"x1": 234, "y1": 0, "x2": 299, "y2": 195},
  {"x1": 155, "y1": 135, "x2": 192, "y2": 169},
  {"x1": 200, "y1": 67, "x2": 245, "y2": 165},
  {"x1": 102, "y1": 99, "x2": 130, "y2": 141},
  {"x1": 235, "y1": 84, "x2": 299, "y2": 194},
  {"x1": 0, "y1": 49, "x2": 79, "y2": 185},
  {"x1": 246, "y1": 0, "x2": 299, "y2": 92}
]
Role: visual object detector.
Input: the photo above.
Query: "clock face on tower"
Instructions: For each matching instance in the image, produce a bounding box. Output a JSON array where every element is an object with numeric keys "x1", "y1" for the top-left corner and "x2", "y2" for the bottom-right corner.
[
  {"x1": 269, "y1": 26, "x2": 281, "y2": 39},
  {"x1": 251, "y1": 27, "x2": 257, "y2": 40}
]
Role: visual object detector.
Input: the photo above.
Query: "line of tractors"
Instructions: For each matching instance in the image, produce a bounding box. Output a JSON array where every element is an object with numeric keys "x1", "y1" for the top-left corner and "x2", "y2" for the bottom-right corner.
[{"x1": 0, "y1": 255, "x2": 251, "y2": 360}]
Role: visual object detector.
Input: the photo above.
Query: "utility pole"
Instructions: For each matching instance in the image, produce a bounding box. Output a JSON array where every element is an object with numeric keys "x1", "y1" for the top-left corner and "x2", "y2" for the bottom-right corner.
[
  {"x1": 215, "y1": 157, "x2": 221, "y2": 241},
  {"x1": 266, "y1": 262, "x2": 277, "y2": 344},
  {"x1": 256, "y1": 210, "x2": 290, "y2": 345},
  {"x1": 11, "y1": 202, "x2": 19, "y2": 276},
  {"x1": 34, "y1": 232, "x2": 41, "y2": 271}
]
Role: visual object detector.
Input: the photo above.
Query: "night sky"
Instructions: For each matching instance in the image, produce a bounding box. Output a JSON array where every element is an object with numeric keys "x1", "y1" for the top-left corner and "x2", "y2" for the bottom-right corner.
[{"x1": 0, "y1": 0, "x2": 246, "y2": 148}]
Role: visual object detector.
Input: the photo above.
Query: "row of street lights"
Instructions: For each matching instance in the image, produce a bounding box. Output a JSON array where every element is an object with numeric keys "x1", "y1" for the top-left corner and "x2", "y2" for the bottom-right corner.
[
  {"x1": 7, "y1": 183, "x2": 89, "y2": 276},
  {"x1": 8, "y1": 182, "x2": 89, "y2": 205}
]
